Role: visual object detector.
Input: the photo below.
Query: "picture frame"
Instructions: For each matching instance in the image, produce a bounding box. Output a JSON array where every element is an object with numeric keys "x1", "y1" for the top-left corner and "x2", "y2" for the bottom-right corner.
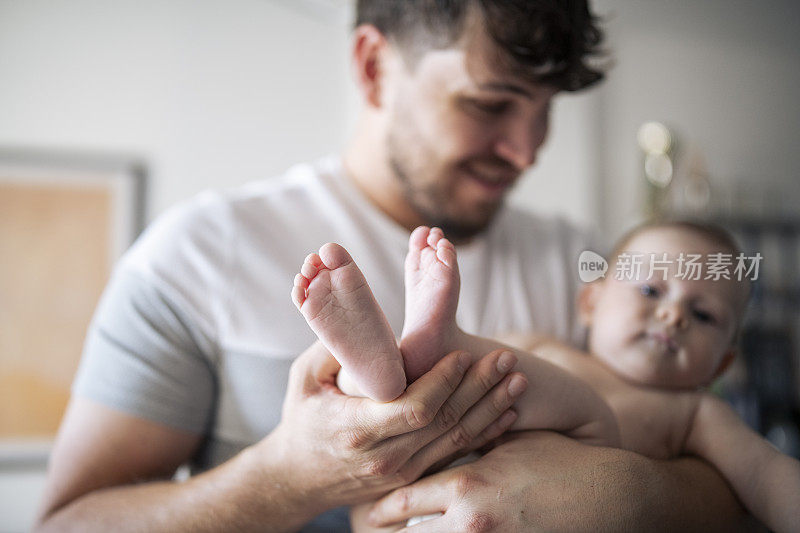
[{"x1": 0, "y1": 147, "x2": 146, "y2": 466}]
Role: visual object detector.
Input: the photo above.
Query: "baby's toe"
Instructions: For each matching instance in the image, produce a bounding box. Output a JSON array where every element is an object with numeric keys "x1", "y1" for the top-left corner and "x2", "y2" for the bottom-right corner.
[
  {"x1": 436, "y1": 239, "x2": 457, "y2": 267},
  {"x1": 291, "y1": 285, "x2": 306, "y2": 308},
  {"x1": 301, "y1": 260, "x2": 319, "y2": 279},
  {"x1": 427, "y1": 227, "x2": 444, "y2": 248},
  {"x1": 294, "y1": 273, "x2": 309, "y2": 289},
  {"x1": 319, "y1": 242, "x2": 353, "y2": 270},
  {"x1": 409, "y1": 226, "x2": 431, "y2": 252}
]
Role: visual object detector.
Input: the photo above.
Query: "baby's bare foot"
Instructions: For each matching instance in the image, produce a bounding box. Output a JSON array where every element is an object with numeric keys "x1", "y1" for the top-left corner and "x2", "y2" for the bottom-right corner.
[
  {"x1": 400, "y1": 227, "x2": 463, "y2": 381},
  {"x1": 292, "y1": 243, "x2": 406, "y2": 402}
]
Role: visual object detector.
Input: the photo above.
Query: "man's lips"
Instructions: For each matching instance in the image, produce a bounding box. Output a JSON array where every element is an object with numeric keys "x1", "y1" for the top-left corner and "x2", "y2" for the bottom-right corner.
[{"x1": 463, "y1": 169, "x2": 516, "y2": 195}]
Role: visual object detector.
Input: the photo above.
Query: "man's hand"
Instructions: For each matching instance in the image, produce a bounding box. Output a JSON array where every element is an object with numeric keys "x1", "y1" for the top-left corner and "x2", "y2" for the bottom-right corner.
[
  {"x1": 36, "y1": 342, "x2": 525, "y2": 532},
  {"x1": 261, "y1": 341, "x2": 528, "y2": 514},
  {"x1": 367, "y1": 431, "x2": 755, "y2": 532}
]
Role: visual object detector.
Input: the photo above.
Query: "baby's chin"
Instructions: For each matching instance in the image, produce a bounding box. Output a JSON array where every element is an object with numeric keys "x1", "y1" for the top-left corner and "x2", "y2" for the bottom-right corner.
[{"x1": 598, "y1": 345, "x2": 692, "y2": 389}]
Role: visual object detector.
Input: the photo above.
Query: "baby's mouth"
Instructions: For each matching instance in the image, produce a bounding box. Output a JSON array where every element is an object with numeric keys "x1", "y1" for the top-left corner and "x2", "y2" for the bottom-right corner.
[{"x1": 648, "y1": 331, "x2": 679, "y2": 353}]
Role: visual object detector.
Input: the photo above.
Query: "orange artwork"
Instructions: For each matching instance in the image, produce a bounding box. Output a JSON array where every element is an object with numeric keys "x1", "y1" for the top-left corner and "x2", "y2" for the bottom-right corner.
[{"x1": 0, "y1": 181, "x2": 113, "y2": 438}]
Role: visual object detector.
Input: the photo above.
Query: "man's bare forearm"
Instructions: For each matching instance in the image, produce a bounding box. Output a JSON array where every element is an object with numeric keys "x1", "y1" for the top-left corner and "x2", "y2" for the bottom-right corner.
[
  {"x1": 36, "y1": 442, "x2": 319, "y2": 533},
  {"x1": 557, "y1": 446, "x2": 758, "y2": 532},
  {"x1": 368, "y1": 431, "x2": 760, "y2": 531},
  {"x1": 640, "y1": 454, "x2": 760, "y2": 532}
]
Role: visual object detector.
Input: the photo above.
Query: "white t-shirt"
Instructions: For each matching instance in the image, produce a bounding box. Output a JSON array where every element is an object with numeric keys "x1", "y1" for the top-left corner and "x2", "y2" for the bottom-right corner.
[{"x1": 73, "y1": 155, "x2": 595, "y2": 529}]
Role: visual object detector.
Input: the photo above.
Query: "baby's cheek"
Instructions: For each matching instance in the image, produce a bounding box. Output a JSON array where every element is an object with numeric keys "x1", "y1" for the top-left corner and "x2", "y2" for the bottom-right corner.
[
  {"x1": 589, "y1": 322, "x2": 622, "y2": 359},
  {"x1": 600, "y1": 313, "x2": 630, "y2": 343}
]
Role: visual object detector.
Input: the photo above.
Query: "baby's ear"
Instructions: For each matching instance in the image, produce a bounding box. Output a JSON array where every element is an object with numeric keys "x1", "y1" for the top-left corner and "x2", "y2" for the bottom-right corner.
[{"x1": 577, "y1": 282, "x2": 602, "y2": 326}]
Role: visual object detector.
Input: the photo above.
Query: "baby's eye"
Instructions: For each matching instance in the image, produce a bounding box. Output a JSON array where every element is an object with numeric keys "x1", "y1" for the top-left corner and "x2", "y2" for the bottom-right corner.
[
  {"x1": 692, "y1": 309, "x2": 715, "y2": 324},
  {"x1": 639, "y1": 285, "x2": 660, "y2": 298}
]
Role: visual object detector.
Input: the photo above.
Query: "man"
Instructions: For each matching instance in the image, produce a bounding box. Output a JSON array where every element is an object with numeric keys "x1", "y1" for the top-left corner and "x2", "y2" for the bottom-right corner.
[{"x1": 37, "y1": 1, "x2": 752, "y2": 531}]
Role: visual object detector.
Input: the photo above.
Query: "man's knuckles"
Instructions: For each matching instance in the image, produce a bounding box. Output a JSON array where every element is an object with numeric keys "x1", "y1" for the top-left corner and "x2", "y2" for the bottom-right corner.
[
  {"x1": 447, "y1": 422, "x2": 475, "y2": 449},
  {"x1": 451, "y1": 470, "x2": 490, "y2": 499},
  {"x1": 358, "y1": 454, "x2": 403, "y2": 479},
  {"x1": 434, "y1": 400, "x2": 462, "y2": 432},
  {"x1": 403, "y1": 398, "x2": 436, "y2": 430},
  {"x1": 460, "y1": 510, "x2": 500, "y2": 533},
  {"x1": 342, "y1": 427, "x2": 373, "y2": 450}
]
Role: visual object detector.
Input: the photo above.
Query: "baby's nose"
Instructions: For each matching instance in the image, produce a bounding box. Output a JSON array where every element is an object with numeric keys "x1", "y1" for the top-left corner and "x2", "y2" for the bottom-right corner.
[{"x1": 656, "y1": 302, "x2": 688, "y2": 329}]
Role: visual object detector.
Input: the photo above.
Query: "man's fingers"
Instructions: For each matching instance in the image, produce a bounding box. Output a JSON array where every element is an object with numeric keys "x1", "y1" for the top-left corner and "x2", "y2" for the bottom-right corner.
[
  {"x1": 310, "y1": 342, "x2": 342, "y2": 385},
  {"x1": 287, "y1": 341, "x2": 341, "y2": 396},
  {"x1": 358, "y1": 351, "x2": 472, "y2": 442},
  {"x1": 418, "y1": 409, "x2": 518, "y2": 477},
  {"x1": 367, "y1": 472, "x2": 450, "y2": 527},
  {"x1": 446, "y1": 375, "x2": 524, "y2": 447},
  {"x1": 466, "y1": 410, "x2": 518, "y2": 452},
  {"x1": 394, "y1": 349, "x2": 521, "y2": 452},
  {"x1": 402, "y1": 370, "x2": 523, "y2": 478},
  {"x1": 430, "y1": 350, "x2": 520, "y2": 440}
]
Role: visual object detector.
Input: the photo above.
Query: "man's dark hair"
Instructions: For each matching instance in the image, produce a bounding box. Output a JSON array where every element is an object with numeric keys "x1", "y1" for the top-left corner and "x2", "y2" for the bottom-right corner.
[{"x1": 355, "y1": 0, "x2": 605, "y2": 91}]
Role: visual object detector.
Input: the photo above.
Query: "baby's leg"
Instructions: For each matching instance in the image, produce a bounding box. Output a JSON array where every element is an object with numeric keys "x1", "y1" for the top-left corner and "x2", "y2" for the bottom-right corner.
[
  {"x1": 400, "y1": 227, "x2": 516, "y2": 380},
  {"x1": 292, "y1": 243, "x2": 406, "y2": 402},
  {"x1": 400, "y1": 227, "x2": 619, "y2": 446},
  {"x1": 400, "y1": 226, "x2": 464, "y2": 381}
]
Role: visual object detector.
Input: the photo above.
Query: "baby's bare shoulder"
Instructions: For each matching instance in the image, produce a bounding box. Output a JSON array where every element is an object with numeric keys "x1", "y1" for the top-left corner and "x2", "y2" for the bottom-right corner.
[
  {"x1": 607, "y1": 384, "x2": 703, "y2": 458},
  {"x1": 497, "y1": 331, "x2": 554, "y2": 352}
]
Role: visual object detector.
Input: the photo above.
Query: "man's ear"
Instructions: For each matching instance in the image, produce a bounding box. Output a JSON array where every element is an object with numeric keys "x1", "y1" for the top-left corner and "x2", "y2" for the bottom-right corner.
[
  {"x1": 712, "y1": 348, "x2": 736, "y2": 380},
  {"x1": 577, "y1": 282, "x2": 602, "y2": 326},
  {"x1": 351, "y1": 24, "x2": 389, "y2": 109}
]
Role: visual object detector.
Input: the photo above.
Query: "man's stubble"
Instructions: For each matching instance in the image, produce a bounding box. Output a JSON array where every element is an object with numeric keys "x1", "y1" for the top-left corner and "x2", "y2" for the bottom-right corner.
[{"x1": 385, "y1": 115, "x2": 506, "y2": 242}]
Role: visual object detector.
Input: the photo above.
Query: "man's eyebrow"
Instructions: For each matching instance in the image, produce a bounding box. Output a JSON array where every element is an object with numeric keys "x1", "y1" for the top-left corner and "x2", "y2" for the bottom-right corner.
[{"x1": 475, "y1": 82, "x2": 535, "y2": 99}]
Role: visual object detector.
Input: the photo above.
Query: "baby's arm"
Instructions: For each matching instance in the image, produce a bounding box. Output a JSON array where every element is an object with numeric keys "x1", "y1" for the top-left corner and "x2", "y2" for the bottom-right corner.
[
  {"x1": 684, "y1": 393, "x2": 800, "y2": 533},
  {"x1": 464, "y1": 334, "x2": 621, "y2": 447}
]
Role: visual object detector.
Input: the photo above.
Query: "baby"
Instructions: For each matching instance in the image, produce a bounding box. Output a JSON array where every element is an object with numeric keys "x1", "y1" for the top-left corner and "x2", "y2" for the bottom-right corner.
[
  {"x1": 292, "y1": 222, "x2": 800, "y2": 532},
  {"x1": 512, "y1": 221, "x2": 800, "y2": 532}
]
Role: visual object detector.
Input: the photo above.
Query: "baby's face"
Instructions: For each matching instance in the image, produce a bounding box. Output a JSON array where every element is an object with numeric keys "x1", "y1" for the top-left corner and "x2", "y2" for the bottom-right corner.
[{"x1": 583, "y1": 227, "x2": 745, "y2": 389}]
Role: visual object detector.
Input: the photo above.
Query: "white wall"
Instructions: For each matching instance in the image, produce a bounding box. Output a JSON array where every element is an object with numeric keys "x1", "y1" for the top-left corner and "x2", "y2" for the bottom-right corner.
[
  {"x1": 591, "y1": 0, "x2": 800, "y2": 237},
  {"x1": 0, "y1": 0, "x2": 354, "y2": 220},
  {"x1": 509, "y1": 89, "x2": 602, "y2": 228},
  {"x1": 0, "y1": 469, "x2": 46, "y2": 533}
]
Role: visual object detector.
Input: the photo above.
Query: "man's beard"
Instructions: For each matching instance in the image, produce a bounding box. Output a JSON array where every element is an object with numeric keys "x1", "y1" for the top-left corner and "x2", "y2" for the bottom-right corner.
[{"x1": 386, "y1": 135, "x2": 504, "y2": 243}]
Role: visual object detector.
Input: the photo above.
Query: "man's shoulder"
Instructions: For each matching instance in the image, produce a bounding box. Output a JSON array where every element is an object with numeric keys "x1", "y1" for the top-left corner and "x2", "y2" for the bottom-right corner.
[
  {"x1": 118, "y1": 159, "x2": 337, "y2": 299},
  {"x1": 126, "y1": 158, "x2": 333, "y2": 266}
]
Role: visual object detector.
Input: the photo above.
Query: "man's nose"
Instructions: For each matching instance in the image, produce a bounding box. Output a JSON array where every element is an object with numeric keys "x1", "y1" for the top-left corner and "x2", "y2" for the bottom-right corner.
[
  {"x1": 656, "y1": 302, "x2": 689, "y2": 329},
  {"x1": 493, "y1": 117, "x2": 547, "y2": 170}
]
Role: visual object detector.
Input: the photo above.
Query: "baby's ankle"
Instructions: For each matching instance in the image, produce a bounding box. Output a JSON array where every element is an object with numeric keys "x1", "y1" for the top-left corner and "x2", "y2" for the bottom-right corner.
[{"x1": 399, "y1": 323, "x2": 464, "y2": 359}]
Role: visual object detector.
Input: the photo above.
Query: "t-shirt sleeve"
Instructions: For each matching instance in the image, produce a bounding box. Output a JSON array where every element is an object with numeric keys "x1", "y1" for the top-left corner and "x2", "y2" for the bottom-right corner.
[{"x1": 72, "y1": 266, "x2": 217, "y2": 434}]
